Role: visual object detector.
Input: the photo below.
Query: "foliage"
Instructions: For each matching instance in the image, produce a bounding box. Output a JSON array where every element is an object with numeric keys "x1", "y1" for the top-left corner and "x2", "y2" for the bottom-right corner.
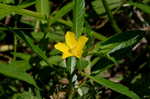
[{"x1": 0, "y1": 0, "x2": 149, "y2": 99}]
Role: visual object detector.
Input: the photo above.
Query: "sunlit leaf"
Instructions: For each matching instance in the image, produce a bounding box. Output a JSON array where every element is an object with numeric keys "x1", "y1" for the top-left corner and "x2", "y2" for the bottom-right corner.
[
  {"x1": 94, "y1": 30, "x2": 144, "y2": 55},
  {"x1": 73, "y1": 0, "x2": 85, "y2": 37},
  {"x1": 0, "y1": 63, "x2": 37, "y2": 87},
  {"x1": 40, "y1": 0, "x2": 50, "y2": 17},
  {"x1": 82, "y1": 72, "x2": 140, "y2": 99},
  {"x1": 0, "y1": 3, "x2": 44, "y2": 19}
]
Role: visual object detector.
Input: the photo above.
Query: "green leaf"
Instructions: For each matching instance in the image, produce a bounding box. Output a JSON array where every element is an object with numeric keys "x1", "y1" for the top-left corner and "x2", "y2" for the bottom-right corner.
[
  {"x1": 84, "y1": 22, "x2": 107, "y2": 41},
  {"x1": 92, "y1": 31, "x2": 107, "y2": 41},
  {"x1": 0, "y1": 0, "x2": 14, "y2": 4},
  {"x1": 21, "y1": 15, "x2": 36, "y2": 26},
  {"x1": 0, "y1": 63, "x2": 37, "y2": 87},
  {"x1": 16, "y1": 32, "x2": 51, "y2": 66},
  {"x1": 77, "y1": 58, "x2": 89, "y2": 70},
  {"x1": 12, "y1": 89, "x2": 40, "y2": 99},
  {"x1": 50, "y1": 2, "x2": 73, "y2": 24},
  {"x1": 14, "y1": 7, "x2": 44, "y2": 20},
  {"x1": 48, "y1": 56, "x2": 62, "y2": 65},
  {"x1": 94, "y1": 30, "x2": 144, "y2": 55},
  {"x1": 92, "y1": 0, "x2": 122, "y2": 15},
  {"x1": 40, "y1": 56, "x2": 62, "y2": 67},
  {"x1": 0, "y1": 4, "x2": 14, "y2": 18},
  {"x1": 73, "y1": 0, "x2": 85, "y2": 37},
  {"x1": 46, "y1": 32, "x2": 64, "y2": 42},
  {"x1": 35, "y1": 0, "x2": 50, "y2": 23},
  {"x1": 40, "y1": 0, "x2": 50, "y2": 17},
  {"x1": 143, "y1": 0, "x2": 150, "y2": 3},
  {"x1": 11, "y1": 52, "x2": 31, "y2": 61},
  {"x1": 129, "y1": 2, "x2": 150, "y2": 14},
  {"x1": 82, "y1": 73, "x2": 140, "y2": 99},
  {"x1": 10, "y1": 61, "x2": 31, "y2": 71},
  {"x1": 0, "y1": 3, "x2": 44, "y2": 20},
  {"x1": 31, "y1": 32, "x2": 45, "y2": 41},
  {"x1": 17, "y1": 0, "x2": 36, "y2": 8}
]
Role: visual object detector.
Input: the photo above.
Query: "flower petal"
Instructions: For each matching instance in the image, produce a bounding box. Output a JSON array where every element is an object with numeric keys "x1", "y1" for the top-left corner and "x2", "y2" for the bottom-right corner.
[
  {"x1": 54, "y1": 42, "x2": 69, "y2": 52},
  {"x1": 54, "y1": 42, "x2": 73, "y2": 59},
  {"x1": 62, "y1": 52, "x2": 72, "y2": 59},
  {"x1": 75, "y1": 36, "x2": 88, "y2": 58},
  {"x1": 65, "y1": 32, "x2": 77, "y2": 49},
  {"x1": 77, "y1": 36, "x2": 88, "y2": 49}
]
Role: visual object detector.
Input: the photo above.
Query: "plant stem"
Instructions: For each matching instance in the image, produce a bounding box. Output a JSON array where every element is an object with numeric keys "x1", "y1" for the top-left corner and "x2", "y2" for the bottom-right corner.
[
  {"x1": 13, "y1": 32, "x2": 17, "y2": 61},
  {"x1": 90, "y1": 57, "x2": 101, "y2": 68},
  {"x1": 13, "y1": 18, "x2": 18, "y2": 61},
  {"x1": 101, "y1": 0, "x2": 121, "y2": 33},
  {"x1": 93, "y1": 32, "x2": 107, "y2": 41},
  {"x1": 68, "y1": 83, "x2": 74, "y2": 99},
  {"x1": 66, "y1": 57, "x2": 76, "y2": 99},
  {"x1": 67, "y1": 72, "x2": 74, "y2": 99}
]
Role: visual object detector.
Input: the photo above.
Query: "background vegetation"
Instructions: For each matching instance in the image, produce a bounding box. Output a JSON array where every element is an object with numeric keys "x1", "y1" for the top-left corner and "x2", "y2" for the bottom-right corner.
[{"x1": 0, "y1": 0, "x2": 150, "y2": 99}]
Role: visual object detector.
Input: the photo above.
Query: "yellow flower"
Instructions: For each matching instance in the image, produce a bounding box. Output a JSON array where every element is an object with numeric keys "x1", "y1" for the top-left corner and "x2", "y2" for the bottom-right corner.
[{"x1": 54, "y1": 32, "x2": 88, "y2": 59}]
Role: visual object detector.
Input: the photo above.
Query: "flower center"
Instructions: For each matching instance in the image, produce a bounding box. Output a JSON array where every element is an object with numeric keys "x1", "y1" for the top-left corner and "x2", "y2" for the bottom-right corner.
[
  {"x1": 68, "y1": 45, "x2": 77, "y2": 54},
  {"x1": 68, "y1": 48, "x2": 73, "y2": 53}
]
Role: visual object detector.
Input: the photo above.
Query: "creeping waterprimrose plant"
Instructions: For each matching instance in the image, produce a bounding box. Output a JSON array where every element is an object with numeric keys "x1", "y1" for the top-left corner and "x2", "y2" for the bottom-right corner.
[{"x1": 0, "y1": 0, "x2": 149, "y2": 99}]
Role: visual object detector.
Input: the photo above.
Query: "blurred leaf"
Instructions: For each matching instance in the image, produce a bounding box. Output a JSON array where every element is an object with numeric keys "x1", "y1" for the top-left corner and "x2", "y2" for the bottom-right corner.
[
  {"x1": 14, "y1": 7, "x2": 44, "y2": 20},
  {"x1": 40, "y1": 0, "x2": 50, "y2": 17},
  {"x1": 0, "y1": 0, "x2": 14, "y2": 4},
  {"x1": 40, "y1": 56, "x2": 62, "y2": 67},
  {"x1": 92, "y1": 0, "x2": 122, "y2": 15},
  {"x1": 0, "y1": 2, "x2": 71, "y2": 25},
  {"x1": 73, "y1": 0, "x2": 85, "y2": 37},
  {"x1": 82, "y1": 73, "x2": 140, "y2": 99},
  {"x1": 36, "y1": 0, "x2": 50, "y2": 23},
  {"x1": 50, "y1": 2, "x2": 73, "y2": 24},
  {"x1": 94, "y1": 30, "x2": 144, "y2": 55},
  {"x1": 0, "y1": 3, "x2": 44, "y2": 20},
  {"x1": 10, "y1": 61, "x2": 31, "y2": 71},
  {"x1": 143, "y1": 0, "x2": 150, "y2": 3},
  {"x1": 0, "y1": 63, "x2": 37, "y2": 87},
  {"x1": 16, "y1": 32, "x2": 51, "y2": 67},
  {"x1": 11, "y1": 52, "x2": 31, "y2": 61},
  {"x1": 48, "y1": 56, "x2": 62, "y2": 65},
  {"x1": 92, "y1": 31, "x2": 107, "y2": 41},
  {"x1": 0, "y1": 4, "x2": 14, "y2": 18},
  {"x1": 32, "y1": 32, "x2": 44, "y2": 41},
  {"x1": 12, "y1": 89, "x2": 40, "y2": 99},
  {"x1": 46, "y1": 32, "x2": 64, "y2": 42},
  {"x1": 84, "y1": 22, "x2": 107, "y2": 41},
  {"x1": 17, "y1": 0, "x2": 36, "y2": 8},
  {"x1": 50, "y1": 49, "x2": 60, "y2": 56},
  {"x1": 77, "y1": 58, "x2": 89, "y2": 70},
  {"x1": 0, "y1": 32, "x2": 6, "y2": 41},
  {"x1": 21, "y1": 15, "x2": 36, "y2": 26},
  {"x1": 129, "y1": 2, "x2": 150, "y2": 14}
]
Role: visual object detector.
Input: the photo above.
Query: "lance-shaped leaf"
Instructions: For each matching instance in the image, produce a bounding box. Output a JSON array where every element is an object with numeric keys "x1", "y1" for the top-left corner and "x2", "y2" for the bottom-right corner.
[
  {"x1": 0, "y1": 63, "x2": 37, "y2": 87},
  {"x1": 73, "y1": 0, "x2": 85, "y2": 37},
  {"x1": 93, "y1": 30, "x2": 144, "y2": 55},
  {"x1": 82, "y1": 72, "x2": 140, "y2": 99}
]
